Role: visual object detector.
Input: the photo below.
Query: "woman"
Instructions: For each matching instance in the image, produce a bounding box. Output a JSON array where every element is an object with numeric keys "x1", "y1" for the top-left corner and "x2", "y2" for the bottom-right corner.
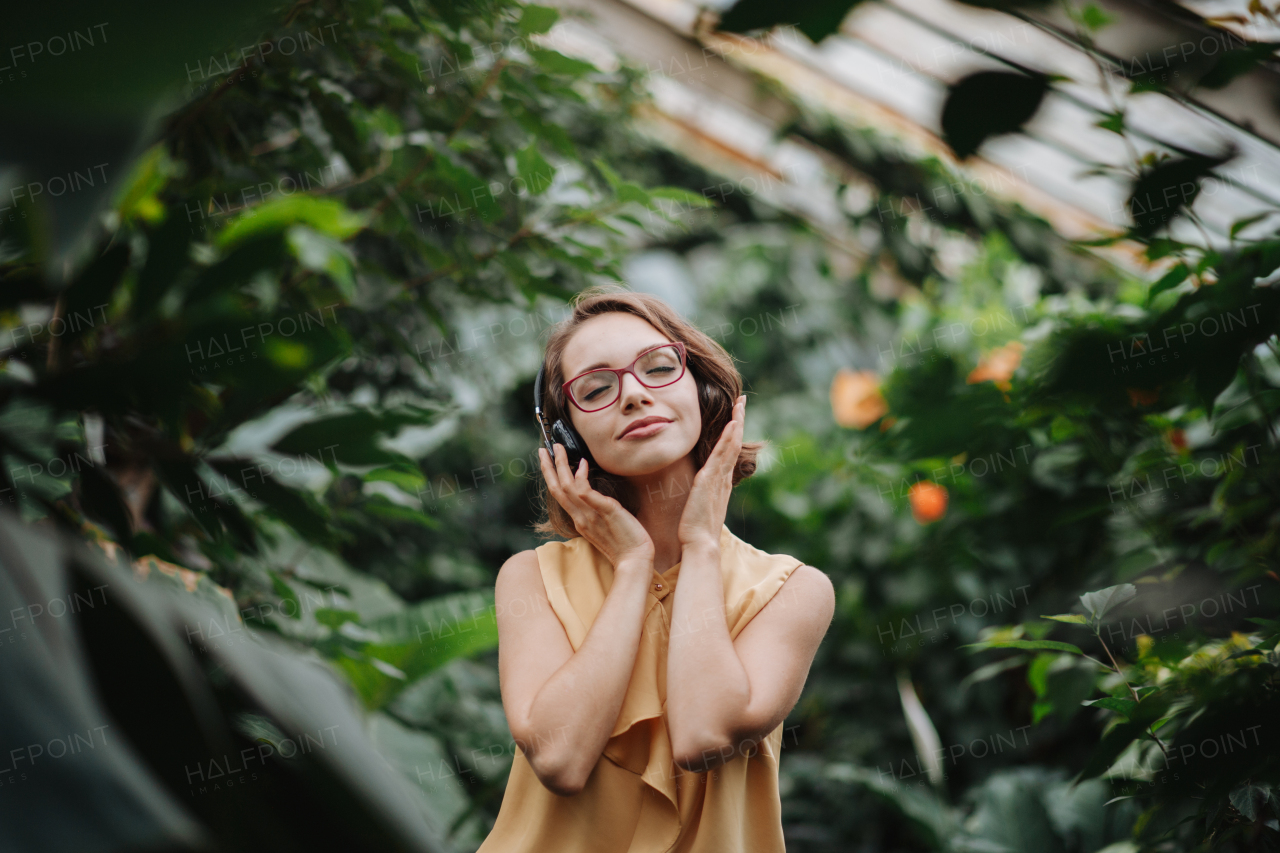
[{"x1": 477, "y1": 287, "x2": 835, "y2": 853}]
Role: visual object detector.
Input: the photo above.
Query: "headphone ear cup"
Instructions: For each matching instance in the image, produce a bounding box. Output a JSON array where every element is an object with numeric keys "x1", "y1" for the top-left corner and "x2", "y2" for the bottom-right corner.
[{"x1": 552, "y1": 420, "x2": 594, "y2": 470}]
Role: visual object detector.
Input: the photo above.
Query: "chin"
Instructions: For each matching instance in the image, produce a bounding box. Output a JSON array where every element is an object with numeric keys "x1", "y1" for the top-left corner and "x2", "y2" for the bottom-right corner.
[{"x1": 596, "y1": 438, "x2": 696, "y2": 479}]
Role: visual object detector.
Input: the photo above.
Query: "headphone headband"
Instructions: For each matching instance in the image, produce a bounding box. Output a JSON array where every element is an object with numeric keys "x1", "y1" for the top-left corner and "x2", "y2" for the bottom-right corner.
[
  {"x1": 533, "y1": 358, "x2": 594, "y2": 470},
  {"x1": 534, "y1": 362, "x2": 554, "y2": 450}
]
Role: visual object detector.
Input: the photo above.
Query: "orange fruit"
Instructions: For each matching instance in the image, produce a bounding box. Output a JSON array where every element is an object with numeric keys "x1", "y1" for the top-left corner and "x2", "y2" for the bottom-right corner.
[
  {"x1": 966, "y1": 341, "x2": 1025, "y2": 391},
  {"x1": 909, "y1": 481, "x2": 948, "y2": 524},
  {"x1": 830, "y1": 369, "x2": 888, "y2": 429}
]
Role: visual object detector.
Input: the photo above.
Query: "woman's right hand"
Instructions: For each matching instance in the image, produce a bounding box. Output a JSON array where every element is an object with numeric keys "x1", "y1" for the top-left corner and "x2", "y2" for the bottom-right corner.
[{"x1": 539, "y1": 444, "x2": 654, "y2": 570}]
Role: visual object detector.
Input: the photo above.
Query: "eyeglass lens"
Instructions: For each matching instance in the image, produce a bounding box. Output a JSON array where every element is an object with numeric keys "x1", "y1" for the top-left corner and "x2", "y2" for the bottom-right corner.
[{"x1": 568, "y1": 345, "x2": 683, "y2": 410}]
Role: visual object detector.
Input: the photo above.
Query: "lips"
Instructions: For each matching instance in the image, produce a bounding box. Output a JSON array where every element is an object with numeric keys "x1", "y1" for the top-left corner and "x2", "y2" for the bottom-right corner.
[{"x1": 619, "y1": 416, "x2": 671, "y2": 439}]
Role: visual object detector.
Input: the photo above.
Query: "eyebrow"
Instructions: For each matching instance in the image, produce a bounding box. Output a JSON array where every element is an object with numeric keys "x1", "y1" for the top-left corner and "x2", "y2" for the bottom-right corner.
[{"x1": 577, "y1": 341, "x2": 671, "y2": 373}]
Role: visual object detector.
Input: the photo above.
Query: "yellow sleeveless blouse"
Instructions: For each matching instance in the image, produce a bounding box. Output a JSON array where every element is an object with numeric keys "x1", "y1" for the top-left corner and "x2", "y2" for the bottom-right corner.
[{"x1": 477, "y1": 525, "x2": 802, "y2": 853}]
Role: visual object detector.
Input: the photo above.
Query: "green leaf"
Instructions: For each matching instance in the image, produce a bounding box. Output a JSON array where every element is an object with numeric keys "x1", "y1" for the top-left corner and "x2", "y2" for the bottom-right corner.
[
  {"x1": 1079, "y1": 584, "x2": 1137, "y2": 624},
  {"x1": 269, "y1": 570, "x2": 302, "y2": 620},
  {"x1": 364, "y1": 465, "x2": 426, "y2": 496},
  {"x1": 1146, "y1": 262, "x2": 1189, "y2": 305},
  {"x1": 286, "y1": 226, "x2": 356, "y2": 300},
  {"x1": 593, "y1": 158, "x2": 624, "y2": 189},
  {"x1": 1042, "y1": 613, "x2": 1087, "y2": 624},
  {"x1": 1199, "y1": 43, "x2": 1280, "y2": 90},
  {"x1": 649, "y1": 186, "x2": 715, "y2": 207},
  {"x1": 527, "y1": 47, "x2": 596, "y2": 76},
  {"x1": 430, "y1": 155, "x2": 503, "y2": 223},
  {"x1": 386, "y1": 0, "x2": 426, "y2": 29},
  {"x1": 334, "y1": 591, "x2": 499, "y2": 709},
  {"x1": 518, "y1": 4, "x2": 560, "y2": 35},
  {"x1": 941, "y1": 71, "x2": 1050, "y2": 159},
  {"x1": 616, "y1": 183, "x2": 655, "y2": 209},
  {"x1": 717, "y1": 0, "x2": 868, "y2": 43},
  {"x1": 272, "y1": 409, "x2": 425, "y2": 466},
  {"x1": 1078, "y1": 721, "x2": 1144, "y2": 780},
  {"x1": 1083, "y1": 696, "x2": 1136, "y2": 717},
  {"x1": 315, "y1": 608, "x2": 361, "y2": 629},
  {"x1": 1028, "y1": 653, "x2": 1054, "y2": 697},
  {"x1": 516, "y1": 143, "x2": 555, "y2": 196},
  {"x1": 248, "y1": 474, "x2": 336, "y2": 549},
  {"x1": 363, "y1": 494, "x2": 436, "y2": 530},
  {"x1": 1078, "y1": 3, "x2": 1114, "y2": 30},
  {"x1": 216, "y1": 196, "x2": 369, "y2": 249},
  {"x1": 1229, "y1": 211, "x2": 1277, "y2": 239},
  {"x1": 1127, "y1": 153, "x2": 1232, "y2": 238},
  {"x1": 962, "y1": 639, "x2": 1084, "y2": 654},
  {"x1": 959, "y1": 655, "x2": 1028, "y2": 692},
  {"x1": 1094, "y1": 111, "x2": 1125, "y2": 135},
  {"x1": 1229, "y1": 784, "x2": 1270, "y2": 821}
]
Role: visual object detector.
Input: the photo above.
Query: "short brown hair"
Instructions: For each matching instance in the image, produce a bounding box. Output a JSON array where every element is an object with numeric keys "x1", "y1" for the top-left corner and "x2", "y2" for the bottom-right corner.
[{"x1": 534, "y1": 286, "x2": 762, "y2": 539}]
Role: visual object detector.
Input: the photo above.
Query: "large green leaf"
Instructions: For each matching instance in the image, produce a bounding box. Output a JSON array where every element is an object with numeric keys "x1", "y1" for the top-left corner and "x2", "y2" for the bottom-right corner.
[
  {"x1": 941, "y1": 71, "x2": 1050, "y2": 160},
  {"x1": 0, "y1": 510, "x2": 450, "y2": 852},
  {"x1": 334, "y1": 591, "x2": 499, "y2": 710}
]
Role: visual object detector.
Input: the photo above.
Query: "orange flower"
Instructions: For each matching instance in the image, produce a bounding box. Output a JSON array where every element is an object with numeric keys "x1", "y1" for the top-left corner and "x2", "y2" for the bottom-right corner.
[
  {"x1": 909, "y1": 481, "x2": 948, "y2": 524},
  {"x1": 966, "y1": 341, "x2": 1025, "y2": 391},
  {"x1": 831, "y1": 369, "x2": 888, "y2": 429},
  {"x1": 1167, "y1": 428, "x2": 1187, "y2": 451}
]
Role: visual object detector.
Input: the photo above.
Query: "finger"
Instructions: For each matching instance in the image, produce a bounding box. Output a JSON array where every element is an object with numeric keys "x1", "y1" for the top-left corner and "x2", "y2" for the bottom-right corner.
[
  {"x1": 539, "y1": 447, "x2": 559, "y2": 489},
  {"x1": 711, "y1": 408, "x2": 741, "y2": 464},
  {"x1": 573, "y1": 459, "x2": 623, "y2": 516},
  {"x1": 710, "y1": 403, "x2": 744, "y2": 479},
  {"x1": 579, "y1": 487, "x2": 621, "y2": 515},
  {"x1": 553, "y1": 442, "x2": 577, "y2": 486},
  {"x1": 553, "y1": 444, "x2": 592, "y2": 511}
]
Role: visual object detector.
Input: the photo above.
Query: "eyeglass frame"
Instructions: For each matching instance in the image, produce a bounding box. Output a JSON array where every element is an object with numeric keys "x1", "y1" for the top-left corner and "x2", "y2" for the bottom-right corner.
[{"x1": 560, "y1": 341, "x2": 689, "y2": 413}]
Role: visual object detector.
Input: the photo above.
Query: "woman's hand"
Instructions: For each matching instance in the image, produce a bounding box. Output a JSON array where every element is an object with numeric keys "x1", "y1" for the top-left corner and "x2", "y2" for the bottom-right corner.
[
  {"x1": 677, "y1": 395, "x2": 745, "y2": 551},
  {"x1": 539, "y1": 443, "x2": 655, "y2": 569}
]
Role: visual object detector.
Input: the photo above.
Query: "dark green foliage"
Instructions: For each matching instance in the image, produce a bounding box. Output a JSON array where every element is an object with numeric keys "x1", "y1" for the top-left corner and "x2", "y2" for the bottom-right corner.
[
  {"x1": 1127, "y1": 152, "x2": 1235, "y2": 239},
  {"x1": 2, "y1": 0, "x2": 1279, "y2": 851},
  {"x1": 718, "y1": 0, "x2": 867, "y2": 43},
  {"x1": 940, "y1": 71, "x2": 1050, "y2": 160}
]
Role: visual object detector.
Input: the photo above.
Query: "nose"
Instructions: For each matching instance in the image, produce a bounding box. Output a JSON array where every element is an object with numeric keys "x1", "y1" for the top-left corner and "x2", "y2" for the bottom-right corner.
[{"x1": 616, "y1": 370, "x2": 652, "y2": 412}]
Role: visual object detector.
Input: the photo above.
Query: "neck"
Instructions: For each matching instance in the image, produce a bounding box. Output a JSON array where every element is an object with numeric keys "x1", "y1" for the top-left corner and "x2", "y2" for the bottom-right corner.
[{"x1": 625, "y1": 455, "x2": 699, "y2": 574}]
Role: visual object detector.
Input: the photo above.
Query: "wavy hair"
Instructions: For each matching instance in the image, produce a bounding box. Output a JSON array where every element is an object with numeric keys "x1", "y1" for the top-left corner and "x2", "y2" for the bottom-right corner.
[{"x1": 533, "y1": 285, "x2": 762, "y2": 539}]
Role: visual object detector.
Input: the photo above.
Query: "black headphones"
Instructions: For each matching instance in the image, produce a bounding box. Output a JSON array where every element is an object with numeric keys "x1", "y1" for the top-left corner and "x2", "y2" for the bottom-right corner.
[{"x1": 534, "y1": 361, "x2": 596, "y2": 472}]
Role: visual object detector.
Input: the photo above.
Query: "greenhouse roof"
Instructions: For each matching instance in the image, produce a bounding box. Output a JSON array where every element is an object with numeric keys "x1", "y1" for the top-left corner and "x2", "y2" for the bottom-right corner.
[{"x1": 546, "y1": 0, "x2": 1280, "y2": 268}]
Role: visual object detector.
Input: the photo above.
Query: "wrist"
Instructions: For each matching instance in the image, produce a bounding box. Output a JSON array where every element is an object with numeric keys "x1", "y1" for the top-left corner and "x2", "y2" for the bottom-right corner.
[
  {"x1": 614, "y1": 552, "x2": 654, "y2": 575},
  {"x1": 678, "y1": 537, "x2": 721, "y2": 559}
]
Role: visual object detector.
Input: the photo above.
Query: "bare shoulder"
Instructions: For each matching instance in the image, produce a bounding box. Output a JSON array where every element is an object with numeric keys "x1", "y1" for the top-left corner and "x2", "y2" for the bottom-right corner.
[
  {"x1": 773, "y1": 565, "x2": 836, "y2": 635},
  {"x1": 495, "y1": 549, "x2": 542, "y2": 595}
]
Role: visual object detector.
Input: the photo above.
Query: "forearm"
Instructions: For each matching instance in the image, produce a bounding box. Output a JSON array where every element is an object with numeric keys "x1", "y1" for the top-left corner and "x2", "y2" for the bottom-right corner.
[
  {"x1": 524, "y1": 559, "x2": 653, "y2": 793},
  {"x1": 665, "y1": 541, "x2": 751, "y2": 772}
]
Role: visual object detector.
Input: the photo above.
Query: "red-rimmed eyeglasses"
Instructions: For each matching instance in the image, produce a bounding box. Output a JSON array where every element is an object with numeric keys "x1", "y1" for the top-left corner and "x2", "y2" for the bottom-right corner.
[{"x1": 561, "y1": 342, "x2": 688, "y2": 413}]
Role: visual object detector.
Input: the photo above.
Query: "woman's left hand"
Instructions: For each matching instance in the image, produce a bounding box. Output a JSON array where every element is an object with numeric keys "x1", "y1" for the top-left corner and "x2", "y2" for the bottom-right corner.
[{"x1": 677, "y1": 395, "x2": 745, "y2": 550}]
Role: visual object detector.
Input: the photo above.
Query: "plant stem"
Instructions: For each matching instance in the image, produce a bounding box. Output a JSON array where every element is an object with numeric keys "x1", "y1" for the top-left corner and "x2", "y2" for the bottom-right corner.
[{"x1": 1096, "y1": 628, "x2": 1170, "y2": 759}]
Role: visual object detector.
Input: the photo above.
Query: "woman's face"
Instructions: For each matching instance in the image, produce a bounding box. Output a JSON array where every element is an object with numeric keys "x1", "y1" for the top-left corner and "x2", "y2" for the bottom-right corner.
[{"x1": 558, "y1": 312, "x2": 702, "y2": 478}]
